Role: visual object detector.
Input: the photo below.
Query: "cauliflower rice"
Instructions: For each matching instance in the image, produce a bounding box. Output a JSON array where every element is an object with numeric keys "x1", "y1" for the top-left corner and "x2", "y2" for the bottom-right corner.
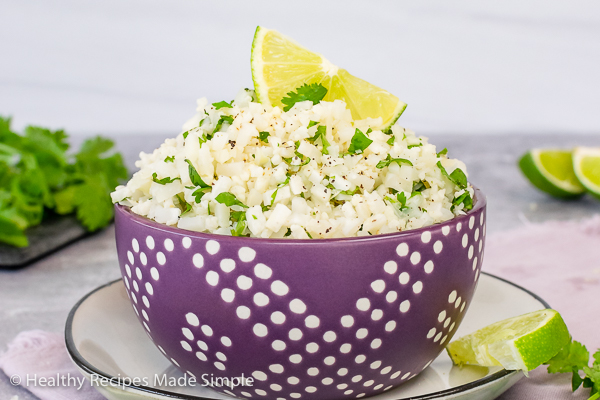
[{"x1": 111, "y1": 89, "x2": 474, "y2": 239}]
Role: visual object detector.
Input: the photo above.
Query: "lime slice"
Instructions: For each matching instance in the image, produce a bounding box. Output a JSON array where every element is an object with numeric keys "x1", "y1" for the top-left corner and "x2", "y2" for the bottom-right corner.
[
  {"x1": 251, "y1": 26, "x2": 407, "y2": 130},
  {"x1": 446, "y1": 309, "x2": 570, "y2": 372},
  {"x1": 519, "y1": 149, "x2": 585, "y2": 198},
  {"x1": 573, "y1": 147, "x2": 600, "y2": 200}
]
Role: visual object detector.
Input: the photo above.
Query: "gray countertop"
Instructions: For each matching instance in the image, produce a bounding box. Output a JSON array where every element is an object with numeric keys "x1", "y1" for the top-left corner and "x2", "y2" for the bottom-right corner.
[{"x1": 1, "y1": 133, "x2": 598, "y2": 399}]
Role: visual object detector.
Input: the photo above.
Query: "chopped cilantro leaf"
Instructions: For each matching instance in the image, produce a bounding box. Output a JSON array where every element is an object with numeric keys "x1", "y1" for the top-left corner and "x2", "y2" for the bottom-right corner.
[
  {"x1": 407, "y1": 143, "x2": 422, "y2": 149},
  {"x1": 183, "y1": 130, "x2": 190, "y2": 139},
  {"x1": 164, "y1": 156, "x2": 175, "y2": 163},
  {"x1": 307, "y1": 120, "x2": 319, "y2": 128},
  {"x1": 213, "y1": 115, "x2": 235, "y2": 133},
  {"x1": 387, "y1": 136, "x2": 395, "y2": 146},
  {"x1": 452, "y1": 191, "x2": 473, "y2": 211},
  {"x1": 215, "y1": 192, "x2": 248, "y2": 208},
  {"x1": 397, "y1": 192, "x2": 409, "y2": 210},
  {"x1": 411, "y1": 180, "x2": 429, "y2": 196},
  {"x1": 270, "y1": 176, "x2": 290, "y2": 204},
  {"x1": 184, "y1": 159, "x2": 210, "y2": 188},
  {"x1": 348, "y1": 128, "x2": 373, "y2": 154},
  {"x1": 338, "y1": 187, "x2": 360, "y2": 196},
  {"x1": 294, "y1": 151, "x2": 311, "y2": 166},
  {"x1": 212, "y1": 100, "x2": 234, "y2": 109},
  {"x1": 316, "y1": 126, "x2": 330, "y2": 154},
  {"x1": 437, "y1": 161, "x2": 468, "y2": 189},
  {"x1": 152, "y1": 173, "x2": 180, "y2": 185},
  {"x1": 376, "y1": 154, "x2": 413, "y2": 169},
  {"x1": 281, "y1": 83, "x2": 328, "y2": 112},
  {"x1": 191, "y1": 188, "x2": 207, "y2": 203},
  {"x1": 176, "y1": 193, "x2": 193, "y2": 216},
  {"x1": 284, "y1": 228, "x2": 292, "y2": 237},
  {"x1": 259, "y1": 131, "x2": 270, "y2": 143},
  {"x1": 437, "y1": 148, "x2": 448, "y2": 157},
  {"x1": 198, "y1": 133, "x2": 208, "y2": 146}
]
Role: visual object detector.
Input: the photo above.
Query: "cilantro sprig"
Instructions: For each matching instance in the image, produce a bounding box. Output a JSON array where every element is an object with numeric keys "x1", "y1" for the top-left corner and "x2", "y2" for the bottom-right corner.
[
  {"x1": 281, "y1": 83, "x2": 328, "y2": 112},
  {"x1": 546, "y1": 340, "x2": 600, "y2": 400},
  {"x1": 0, "y1": 116, "x2": 128, "y2": 246}
]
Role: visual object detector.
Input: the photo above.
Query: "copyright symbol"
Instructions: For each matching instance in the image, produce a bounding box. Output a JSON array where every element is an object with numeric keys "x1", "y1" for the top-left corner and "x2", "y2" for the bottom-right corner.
[{"x1": 10, "y1": 374, "x2": 21, "y2": 386}]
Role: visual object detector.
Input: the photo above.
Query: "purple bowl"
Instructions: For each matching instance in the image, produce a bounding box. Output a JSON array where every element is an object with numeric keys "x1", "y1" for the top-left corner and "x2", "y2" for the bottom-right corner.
[{"x1": 115, "y1": 187, "x2": 486, "y2": 400}]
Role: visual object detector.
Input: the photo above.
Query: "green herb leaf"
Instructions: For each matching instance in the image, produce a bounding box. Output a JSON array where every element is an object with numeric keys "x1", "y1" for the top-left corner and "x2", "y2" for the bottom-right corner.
[
  {"x1": 191, "y1": 188, "x2": 207, "y2": 203},
  {"x1": 164, "y1": 156, "x2": 175, "y2": 163},
  {"x1": 437, "y1": 161, "x2": 468, "y2": 189},
  {"x1": 348, "y1": 128, "x2": 373, "y2": 154},
  {"x1": 376, "y1": 154, "x2": 413, "y2": 169},
  {"x1": 337, "y1": 187, "x2": 360, "y2": 196},
  {"x1": 259, "y1": 131, "x2": 270, "y2": 143},
  {"x1": 397, "y1": 192, "x2": 409, "y2": 210},
  {"x1": 176, "y1": 193, "x2": 193, "y2": 216},
  {"x1": 387, "y1": 136, "x2": 395, "y2": 146},
  {"x1": 152, "y1": 173, "x2": 180, "y2": 185},
  {"x1": 437, "y1": 148, "x2": 448, "y2": 157},
  {"x1": 213, "y1": 115, "x2": 235, "y2": 133},
  {"x1": 547, "y1": 340, "x2": 590, "y2": 374},
  {"x1": 281, "y1": 83, "x2": 328, "y2": 112},
  {"x1": 183, "y1": 131, "x2": 190, "y2": 139},
  {"x1": 306, "y1": 125, "x2": 330, "y2": 154},
  {"x1": 307, "y1": 120, "x2": 319, "y2": 128},
  {"x1": 215, "y1": 192, "x2": 248, "y2": 208},
  {"x1": 184, "y1": 159, "x2": 210, "y2": 188},
  {"x1": 212, "y1": 100, "x2": 234, "y2": 109},
  {"x1": 452, "y1": 191, "x2": 473, "y2": 211},
  {"x1": 408, "y1": 143, "x2": 423, "y2": 149}
]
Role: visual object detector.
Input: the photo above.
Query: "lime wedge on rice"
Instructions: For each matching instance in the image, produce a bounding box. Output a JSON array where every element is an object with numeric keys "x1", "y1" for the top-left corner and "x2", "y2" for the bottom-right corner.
[
  {"x1": 519, "y1": 149, "x2": 585, "y2": 198},
  {"x1": 251, "y1": 26, "x2": 407, "y2": 131},
  {"x1": 573, "y1": 147, "x2": 600, "y2": 200},
  {"x1": 447, "y1": 309, "x2": 570, "y2": 373}
]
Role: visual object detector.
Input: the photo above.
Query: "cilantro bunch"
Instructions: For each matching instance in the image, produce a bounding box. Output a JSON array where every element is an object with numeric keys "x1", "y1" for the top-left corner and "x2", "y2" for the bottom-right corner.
[
  {"x1": 546, "y1": 340, "x2": 600, "y2": 400},
  {"x1": 0, "y1": 116, "x2": 128, "y2": 247}
]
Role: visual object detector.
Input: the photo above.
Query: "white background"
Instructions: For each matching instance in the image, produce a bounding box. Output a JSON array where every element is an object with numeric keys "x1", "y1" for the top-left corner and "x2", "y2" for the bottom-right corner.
[{"x1": 1, "y1": 0, "x2": 599, "y2": 136}]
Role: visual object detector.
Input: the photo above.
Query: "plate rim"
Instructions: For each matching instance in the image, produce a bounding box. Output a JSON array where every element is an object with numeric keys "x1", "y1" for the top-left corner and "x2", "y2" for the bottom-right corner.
[{"x1": 65, "y1": 272, "x2": 549, "y2": 400}]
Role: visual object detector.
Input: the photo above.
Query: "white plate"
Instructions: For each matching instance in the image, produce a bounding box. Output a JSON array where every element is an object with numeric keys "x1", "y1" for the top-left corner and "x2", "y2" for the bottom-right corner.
[{"x1": 66, "y1": 272, "x2": 547, "y2": 400}]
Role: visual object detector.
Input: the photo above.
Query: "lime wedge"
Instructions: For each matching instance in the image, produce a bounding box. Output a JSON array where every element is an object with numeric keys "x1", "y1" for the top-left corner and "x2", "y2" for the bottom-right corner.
[
  {"x1": 251, "y1": 26, "x2": 407, "y2": 130},
  {"x1": 447, "y1": 309, "x2": 570, "y2": 372},
  {"x1": 573, "y1": 147, "x2": 600, "y2": 200},
  {"x1": 519, "y1": 149, "x2": 585, "y2": 198}
]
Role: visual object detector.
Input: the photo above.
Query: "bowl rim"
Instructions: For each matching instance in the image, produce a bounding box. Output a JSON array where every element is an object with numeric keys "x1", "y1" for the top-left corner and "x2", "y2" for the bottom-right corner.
[{"x1": 115, "y1": 186, "x2": 486, "y2": 243}]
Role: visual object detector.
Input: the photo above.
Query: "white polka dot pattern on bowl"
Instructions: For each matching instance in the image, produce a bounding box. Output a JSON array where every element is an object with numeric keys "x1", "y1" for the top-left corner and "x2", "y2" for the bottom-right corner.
[{"x1": 117, "y1": 205, "x2": 486, "y2": 400}]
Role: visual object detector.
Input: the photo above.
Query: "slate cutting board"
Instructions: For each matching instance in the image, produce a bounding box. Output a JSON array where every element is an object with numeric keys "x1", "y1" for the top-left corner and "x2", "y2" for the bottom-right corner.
[{"x1": 0, "y1": 213, "x2": 92, "y2": 269}]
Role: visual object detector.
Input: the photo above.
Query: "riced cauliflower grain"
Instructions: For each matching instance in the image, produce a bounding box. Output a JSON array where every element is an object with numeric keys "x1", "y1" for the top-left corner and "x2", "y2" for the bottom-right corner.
[{"x1": 112, "y1": 89, "x2": 474, "y2": 238}]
